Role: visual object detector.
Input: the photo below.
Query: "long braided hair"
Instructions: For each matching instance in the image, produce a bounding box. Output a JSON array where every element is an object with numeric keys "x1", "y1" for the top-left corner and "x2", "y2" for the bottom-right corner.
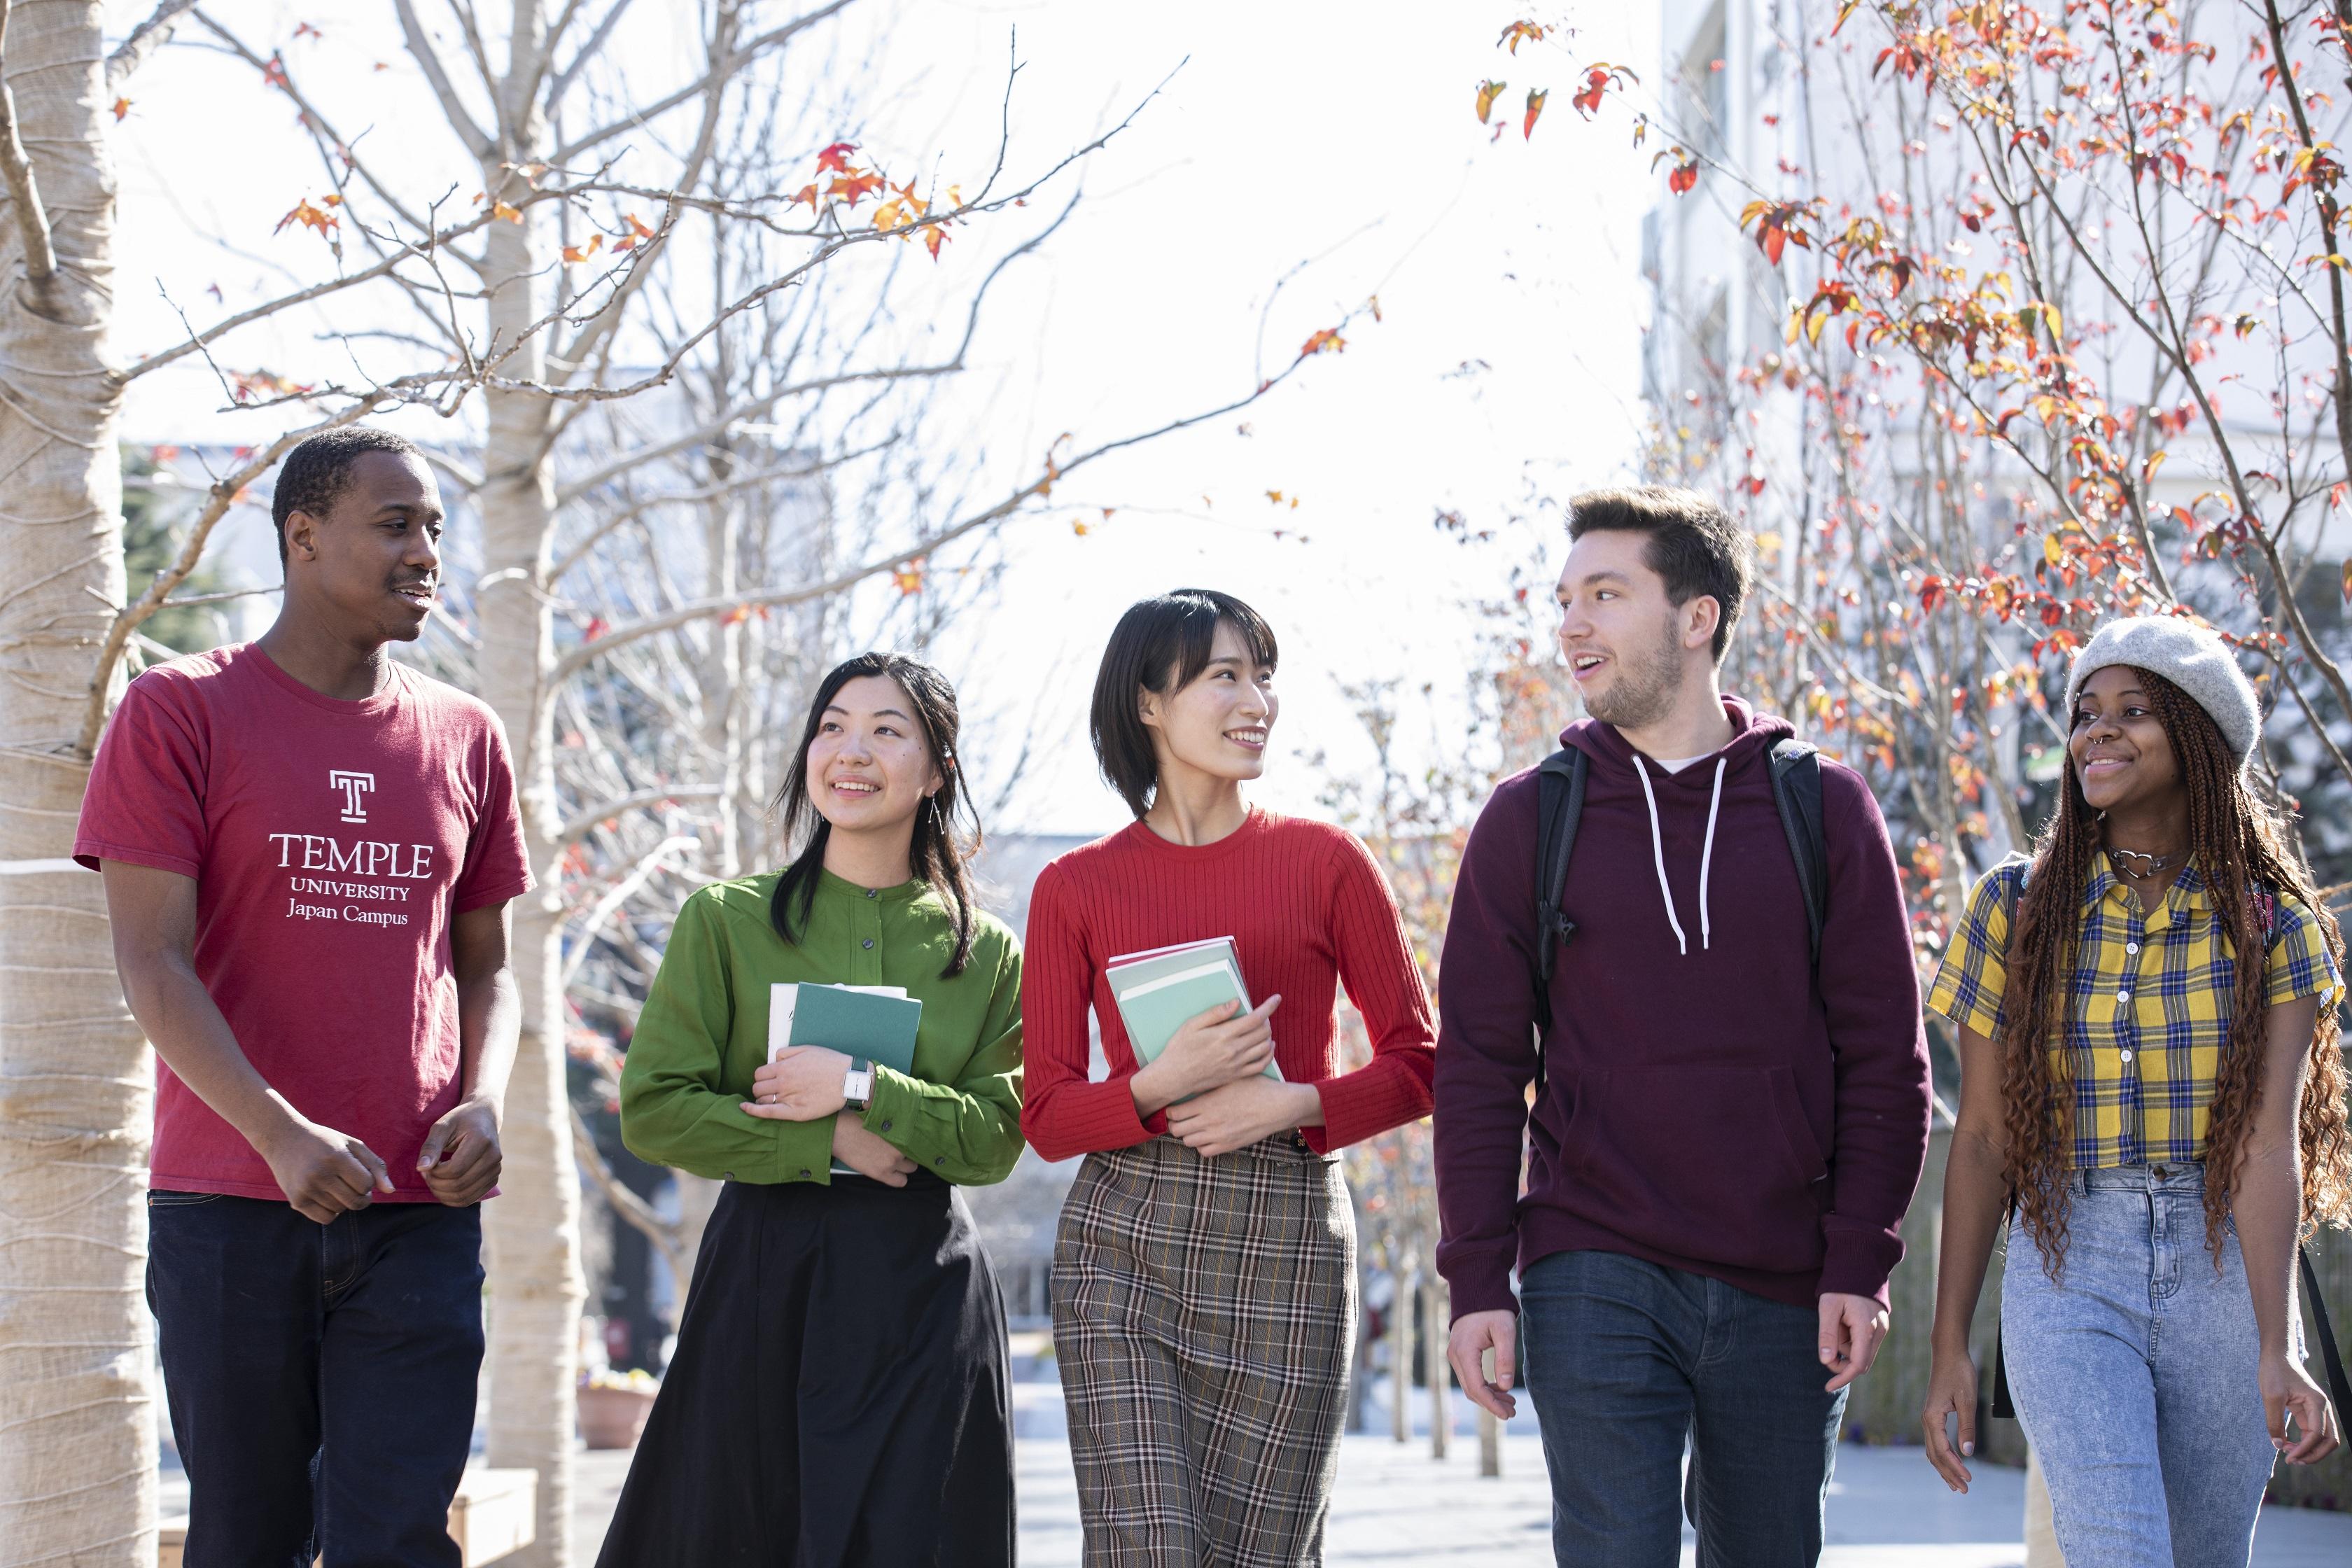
[{"x1": 1999, "y1": 666, "x2": 2351, "y2": 1273}]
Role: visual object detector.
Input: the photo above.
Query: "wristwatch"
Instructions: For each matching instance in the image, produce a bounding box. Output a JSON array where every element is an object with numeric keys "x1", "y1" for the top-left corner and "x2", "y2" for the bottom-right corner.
[{"x1": 842, "y1": 1056, "x2": 874, "y2": 1115}]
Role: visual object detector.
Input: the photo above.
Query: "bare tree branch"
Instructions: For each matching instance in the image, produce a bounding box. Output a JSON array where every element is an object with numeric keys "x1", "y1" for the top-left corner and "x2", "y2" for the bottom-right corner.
[
  {"x1": 0, "y1": 0, "x2": 59, "y2": 316},
  {"x1": 393, "y1": 0, "x2": 496, "y2": 160},
  {"x1": 551, "y1": 0, "x2": 858, "y2": 164},
  {"x1": 558, "y1": 785, "x2": 725, "y2": 849},
  {"x1": 195, "y1": 9, "x2": 440, "y2": 244},
  {"x1": 548, "y1": 0, "x2": 638, "y2": 105},
  {"x1": 106, "y1": 0, "x2": 200, "y2": 89},
  {"x1": 119, "y1": 195, "x2": 540, "y2": 383},
  {"x1": 570, "y1": 1105, "x2": 687, "y2": 1282},
  {"x1": 551, "y1": 325, "x2": 1356, "y2": 684}
]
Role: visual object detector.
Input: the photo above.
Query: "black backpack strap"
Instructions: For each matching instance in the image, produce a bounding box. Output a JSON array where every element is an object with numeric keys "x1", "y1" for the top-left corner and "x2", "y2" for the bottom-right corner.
[
  {"x1": 2301, "y1": 1243, "x2": 2352, "y2": 1428},
  {"x1": 1532, "y1": 748, "x2": 1587, "y2": 1047},
  {"x1": 1768, "y1": 739, "x2": 1828, "y2": 969}
]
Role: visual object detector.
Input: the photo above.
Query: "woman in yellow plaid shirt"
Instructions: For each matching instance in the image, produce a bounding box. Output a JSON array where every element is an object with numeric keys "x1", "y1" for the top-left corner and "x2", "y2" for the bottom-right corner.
[{"x1": 1914, "y1": 616, "x2": 2348, "y2": 1568}]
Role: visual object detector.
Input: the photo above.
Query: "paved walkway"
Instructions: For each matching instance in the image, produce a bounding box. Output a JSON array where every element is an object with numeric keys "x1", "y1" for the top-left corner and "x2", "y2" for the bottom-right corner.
[{"x1": 561, "y1": 1354, "x2": 2352, "y2": 1564}]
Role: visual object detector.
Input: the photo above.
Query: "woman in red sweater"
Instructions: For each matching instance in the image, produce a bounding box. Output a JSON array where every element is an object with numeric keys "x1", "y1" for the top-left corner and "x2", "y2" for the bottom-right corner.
[{"x1": 1022, "y1": 588, "x2": 1436, "y2": 1565}]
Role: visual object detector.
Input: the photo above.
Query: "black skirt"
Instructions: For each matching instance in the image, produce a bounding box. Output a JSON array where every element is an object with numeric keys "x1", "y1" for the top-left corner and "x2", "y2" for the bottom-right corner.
[{"x1": 594, "y1": 1172, "x2": 1015, "y2": 1568}]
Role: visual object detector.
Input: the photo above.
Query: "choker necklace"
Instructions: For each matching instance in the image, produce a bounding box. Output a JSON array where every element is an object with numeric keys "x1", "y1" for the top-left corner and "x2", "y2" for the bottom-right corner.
[{"x1": 2108, "y1": 845, "x2": 2181, "y2": 882}]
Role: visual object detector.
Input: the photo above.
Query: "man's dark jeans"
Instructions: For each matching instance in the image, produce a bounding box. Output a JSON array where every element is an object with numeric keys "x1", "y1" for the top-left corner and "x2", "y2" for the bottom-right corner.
[
  {"x1": 1520, "y1": 1249, "x2": 1847, "y2": 1568},
  {"x1": 147, "y1": 1191, "x2": 485, "y2": 1568}
]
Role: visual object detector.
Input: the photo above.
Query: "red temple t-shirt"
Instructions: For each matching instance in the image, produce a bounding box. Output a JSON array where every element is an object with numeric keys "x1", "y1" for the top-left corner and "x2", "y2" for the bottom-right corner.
[{"x1": 74, "y1": 644, "x2": 532, "y2": 1202}]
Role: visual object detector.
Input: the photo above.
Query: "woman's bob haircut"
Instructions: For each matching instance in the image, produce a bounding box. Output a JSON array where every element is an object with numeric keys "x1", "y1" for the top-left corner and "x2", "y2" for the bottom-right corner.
[{"x1": 1088, "y1": 588, "x2": 1280, "y2": 818}]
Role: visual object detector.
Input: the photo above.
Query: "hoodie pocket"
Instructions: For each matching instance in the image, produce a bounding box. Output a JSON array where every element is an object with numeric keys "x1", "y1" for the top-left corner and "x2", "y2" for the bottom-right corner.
[{"x1": 1560, "y1": 1065, "x2": 1828, "y2": 1275}]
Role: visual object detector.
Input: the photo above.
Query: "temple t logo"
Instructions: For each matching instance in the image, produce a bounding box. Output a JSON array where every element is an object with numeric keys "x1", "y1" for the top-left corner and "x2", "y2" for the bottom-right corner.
[{"x1": 329, "y1": 770, "x2": 376, "y2": 823}]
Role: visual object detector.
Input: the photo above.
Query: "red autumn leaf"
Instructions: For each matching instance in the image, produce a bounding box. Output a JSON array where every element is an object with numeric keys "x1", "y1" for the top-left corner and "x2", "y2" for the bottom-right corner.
[
  {"x1": 1761, "y1": 223, "x2": 1788, "y2": 265},
  {"x1": 1301, "y1": 327, "x2": 1347, "y2": 356},
  {"x1": 262, "y1": 52, "x2": 290, "y2": 90},
  {"x1": 1523, "y1": 88, "x2": 1548, "y2": 140},
  {"x1": 1667, "y1": 159, "x2": 1699, "y2": 195},
  {"x1": 582, "y1": 617, "x2": 610, "y2": 642},
  {"x1": 293, "y1": 22, "x2": 323, "y2": 41},
  {"x1": 816, "y1": 141, "x2": 858, "y2": 173}
]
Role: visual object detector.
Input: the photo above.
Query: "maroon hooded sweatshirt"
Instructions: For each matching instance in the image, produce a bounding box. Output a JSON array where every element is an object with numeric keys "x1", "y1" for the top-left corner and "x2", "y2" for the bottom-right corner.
[{"x1": 1433, "y1": 698, "x2": 1931, "y2": 1318}]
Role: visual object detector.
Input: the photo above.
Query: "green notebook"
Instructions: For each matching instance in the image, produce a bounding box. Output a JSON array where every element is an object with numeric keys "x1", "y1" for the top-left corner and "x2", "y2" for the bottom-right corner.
[
  {"x1": 769, "y1": 983, "x2": 923, "y2": 1177},
  {"x1": 767, "y1": 983, "x2": 921, "y2": 1076},
  {"x1": 1106, "y1": 937, "x2": 1282, "y2": 1084}
]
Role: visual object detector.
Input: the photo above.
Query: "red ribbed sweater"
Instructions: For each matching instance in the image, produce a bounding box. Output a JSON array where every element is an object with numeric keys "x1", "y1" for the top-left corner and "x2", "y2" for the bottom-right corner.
[{"x1": 1019, "y1": 808, "x2": 1436, "y2": 1161}]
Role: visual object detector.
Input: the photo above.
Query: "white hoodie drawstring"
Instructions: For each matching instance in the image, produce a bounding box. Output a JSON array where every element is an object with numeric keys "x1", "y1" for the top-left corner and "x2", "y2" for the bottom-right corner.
[
  {"x1": 1634, "y1": 754, "x2": 1729, "y2": 955},
  {"x1": 1633, "y1": 760, "x2": 1689, "y2": 955},
  {"x1": 1698, "y1": 757, "x2": 1726, "y2": 951}
]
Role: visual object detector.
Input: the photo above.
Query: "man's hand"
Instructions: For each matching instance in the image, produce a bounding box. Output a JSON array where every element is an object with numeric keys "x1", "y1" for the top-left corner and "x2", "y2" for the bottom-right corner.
[
  {"x1": 1819, "y1": 1292, "x2": 1889, "y2": 1393},
  {"x1": 418, "y1": 1094, "x2": 503, "y2": 1207},
  {"x1": 259, "y1": 1113, "x2": 394, "y2": 1225},
  {"x1": 1132, "y1": 996, "x2": 1282, "y2": 1113},
  {"x1": 1448, "y1": 1310, "x2": 1519, "y2": 1420},
  {"x1": 743, "y1": 1046, "x2": 850, "y2": 1121},
  {"x1": 1165, "y1": 1077, "x2": 1319, "y2": 1158},
  {"x1": 832, "y1": 1114, "x2": 918, "y2": 1186}
]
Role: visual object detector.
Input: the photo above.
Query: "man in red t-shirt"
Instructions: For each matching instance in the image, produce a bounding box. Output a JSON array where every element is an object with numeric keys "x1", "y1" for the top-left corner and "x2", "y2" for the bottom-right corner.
[{"x1": 76, "y1": 427, "x2": 531, "y2": 1567}]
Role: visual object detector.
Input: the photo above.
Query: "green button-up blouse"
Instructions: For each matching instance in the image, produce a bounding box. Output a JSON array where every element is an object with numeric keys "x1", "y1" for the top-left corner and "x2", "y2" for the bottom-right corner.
[{"x1": 618, "y1": 868, "x2": 1025, "y2": 1186}]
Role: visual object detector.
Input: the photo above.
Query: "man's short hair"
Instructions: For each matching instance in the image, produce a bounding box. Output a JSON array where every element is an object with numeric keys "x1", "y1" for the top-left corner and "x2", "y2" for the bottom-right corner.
[
  {"x1": 1566, "y1": 485, "x2": 1755, "y2": 663},
  {"x1": 270, "y1": 426, "x2": 425, "y2": 566}
]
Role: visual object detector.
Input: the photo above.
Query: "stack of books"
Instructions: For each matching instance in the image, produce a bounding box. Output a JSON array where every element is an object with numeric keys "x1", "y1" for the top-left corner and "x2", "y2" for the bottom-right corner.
[{"x1": 1105, "y1": 937, "x2": 1282, "y2": 1083}]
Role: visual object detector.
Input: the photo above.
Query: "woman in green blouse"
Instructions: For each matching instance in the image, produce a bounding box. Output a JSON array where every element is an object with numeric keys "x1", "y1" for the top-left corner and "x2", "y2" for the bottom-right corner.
[{"x1": 595, "y1": 652, "x2": 1025, "y2": 1568}]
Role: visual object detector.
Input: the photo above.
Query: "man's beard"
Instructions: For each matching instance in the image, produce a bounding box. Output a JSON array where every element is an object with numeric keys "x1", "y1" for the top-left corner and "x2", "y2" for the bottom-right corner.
[{"x1": 1581, "y1": 613, "x2": 1684, "y2": 732}]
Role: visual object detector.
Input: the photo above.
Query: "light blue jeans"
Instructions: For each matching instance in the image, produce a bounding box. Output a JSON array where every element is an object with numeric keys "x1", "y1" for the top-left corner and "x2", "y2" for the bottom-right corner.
[{"x1": 2001, "y1": 1163, "x2": 2282, "y2": 1568}]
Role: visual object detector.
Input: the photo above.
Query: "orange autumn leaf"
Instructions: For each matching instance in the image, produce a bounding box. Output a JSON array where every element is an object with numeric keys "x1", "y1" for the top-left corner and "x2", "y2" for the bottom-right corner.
[
  {"x1": 790, "y1": 183, "x2": 821, "y2": 211},
  {"x1": 1523, "y1": 88, "x2": 1548, "y2": 139},
  {"x1": 625, "y1": 214, "x2": 657, "y2": 239},
  {"x1": 1476, "y1": 80, "x2": 1507, "y2": 125},
  {"x1": 491, "y1": 202, "x2": 524, "y2": 224},
  {"x1": 828, "y1": 170, "x2": 884, "y2": 206},
  {"x1": 718, "y1": 605, "x2": 752, "y2": 626},
  {"x1": 891, "y1": 559, "x2": 927, "y2": 596},
  {"x1": 561, "y1": 234, "x2": 603, "y2": 264},
  {"x1": 111, "y1": 97, "x2": 130, "y2": 122},
  {"x1": 1499, "y1": 21, "x2": 1550, "y2": 55},
  {"x1": 273, "y1": 197, "x2": 341, "y2": 239},
  {"x1": 1301, "y1": 327, "x2": 1346, "y2": 356},
  {"x1": 922, "y1": 225, "x2": 947, "y2": 260},
  {"x1": 816, "y1": 141, "x2": 858, "y2": 174}
]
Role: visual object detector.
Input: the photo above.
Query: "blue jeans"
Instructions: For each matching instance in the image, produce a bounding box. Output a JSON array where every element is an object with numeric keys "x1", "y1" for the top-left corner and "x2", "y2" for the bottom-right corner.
[
  {"x1": 2003, "y1": 1163, "x2": 2279, "y2": 1568},
  {"x1": 147, "y1": 1192, "x2": 486, "y2": 1568},
  {"x1": 1520, "y1": 1250, "x2": 1847, "y2": 1568}
]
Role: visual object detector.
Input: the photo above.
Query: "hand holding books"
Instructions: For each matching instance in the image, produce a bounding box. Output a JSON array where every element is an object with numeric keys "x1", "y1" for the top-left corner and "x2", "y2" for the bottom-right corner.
[{"x1": 1130, "y1": 994, "x2": 1285, "y2": 1114}]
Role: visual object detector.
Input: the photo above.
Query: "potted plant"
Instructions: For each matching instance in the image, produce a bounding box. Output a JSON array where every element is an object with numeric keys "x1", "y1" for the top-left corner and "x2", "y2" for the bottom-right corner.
[{"x1": 578, "y1": 1367, "x2": 659, "y2": 1450}]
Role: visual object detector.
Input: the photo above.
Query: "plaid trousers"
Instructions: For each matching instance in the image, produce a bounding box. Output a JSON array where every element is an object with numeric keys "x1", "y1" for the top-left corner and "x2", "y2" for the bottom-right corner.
[{"x1": 1052, "y1": 1133, "x2": 1357, "y2": 1567}]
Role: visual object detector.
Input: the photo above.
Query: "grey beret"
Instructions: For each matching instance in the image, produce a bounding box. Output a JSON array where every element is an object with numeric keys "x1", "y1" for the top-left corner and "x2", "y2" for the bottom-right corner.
[{"x1": 2064, "y1": 615, "x2": 2260, "y2": 765}]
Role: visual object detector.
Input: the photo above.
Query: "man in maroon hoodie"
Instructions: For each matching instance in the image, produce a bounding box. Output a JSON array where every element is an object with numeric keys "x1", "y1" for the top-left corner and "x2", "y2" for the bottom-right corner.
[{"x1": 1435, "y1": 486, "x2": 1930, "y2": 1566}]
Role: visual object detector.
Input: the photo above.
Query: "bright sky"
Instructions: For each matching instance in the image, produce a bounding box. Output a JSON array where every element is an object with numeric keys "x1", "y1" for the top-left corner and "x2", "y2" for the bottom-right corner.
[{"x1": 108, "y1": 1, "x2": 1654, "y2": 838}]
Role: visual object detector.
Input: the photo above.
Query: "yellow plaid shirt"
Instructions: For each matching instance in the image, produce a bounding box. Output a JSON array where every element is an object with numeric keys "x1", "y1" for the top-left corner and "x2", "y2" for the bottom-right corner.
[{"x1": 1926, "y1": 853, "x2": 2339, "y2": 1168}]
